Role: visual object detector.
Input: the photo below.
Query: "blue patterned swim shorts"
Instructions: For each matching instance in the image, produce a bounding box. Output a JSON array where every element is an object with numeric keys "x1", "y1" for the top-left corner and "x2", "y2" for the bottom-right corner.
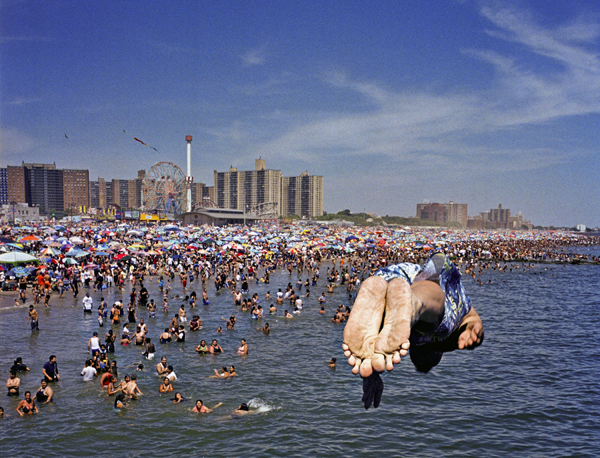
[{"x1": 374, "y1": 253, "x2": 472, "y2": 345}]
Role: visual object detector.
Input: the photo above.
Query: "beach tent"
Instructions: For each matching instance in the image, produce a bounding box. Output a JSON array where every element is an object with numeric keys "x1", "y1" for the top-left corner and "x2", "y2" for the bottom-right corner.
[{"x1": 0, "y1": 251, "x2": 40, "y2": 265}]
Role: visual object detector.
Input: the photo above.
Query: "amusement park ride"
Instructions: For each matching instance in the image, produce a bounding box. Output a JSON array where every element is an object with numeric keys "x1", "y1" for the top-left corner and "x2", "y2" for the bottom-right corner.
[
  {"x1": 140, "y1": 136, "x2": 276, "y2": 220},
  {"x1": 141, "y1": 161, "x2": 188, "y2": 214},
  {"x1": 141, "y1": 135, "x2": 198, "y2": 215}
]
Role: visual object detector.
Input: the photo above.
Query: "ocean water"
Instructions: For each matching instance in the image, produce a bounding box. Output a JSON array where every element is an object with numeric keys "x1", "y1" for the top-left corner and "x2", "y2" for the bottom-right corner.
[{"x1": 1, "y1": 253, "x2": 599, "y2": 457}]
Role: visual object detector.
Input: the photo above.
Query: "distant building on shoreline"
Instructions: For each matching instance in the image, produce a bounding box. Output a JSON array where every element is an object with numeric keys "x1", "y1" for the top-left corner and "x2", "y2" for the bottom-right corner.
[
  {"x1": 3, "y1": 162, "x2": 89, "y2": 216},
  {"x1": 467, "y1": 204, "x2": 533, "y2": 230},
  {"x1": 214, "y1": 158, "x2": 324, "y2": 218},
  {"x1": 416, "y1": 201, "x2": 468, "y2": 228}
]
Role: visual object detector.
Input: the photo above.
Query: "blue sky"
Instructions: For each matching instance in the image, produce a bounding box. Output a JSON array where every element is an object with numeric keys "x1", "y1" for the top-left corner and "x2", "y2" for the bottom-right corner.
[{"x1": 1, "y1": 0, "x2": 599, "y2": 227}]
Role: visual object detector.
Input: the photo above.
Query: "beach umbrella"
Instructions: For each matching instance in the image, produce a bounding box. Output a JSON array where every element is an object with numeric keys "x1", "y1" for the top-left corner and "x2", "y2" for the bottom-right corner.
[
  {"x1": 12, "y1": 266, "x2": 30, "y2": 277},
  {"x1": 20, "y1": 235, "x2": 41, "y2": 242},
  {"x1": 0, "y1": 251, "x2": 40, "y2": 264},
  {"x1": 84, "y1": 264, "x2": 99, "y2": 270}
]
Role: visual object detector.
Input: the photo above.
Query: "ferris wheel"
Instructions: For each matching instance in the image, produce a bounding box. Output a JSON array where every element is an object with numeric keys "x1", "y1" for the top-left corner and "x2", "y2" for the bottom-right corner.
[{"x1": 142, "y1": 162, "x2": 187, "y2": 213}]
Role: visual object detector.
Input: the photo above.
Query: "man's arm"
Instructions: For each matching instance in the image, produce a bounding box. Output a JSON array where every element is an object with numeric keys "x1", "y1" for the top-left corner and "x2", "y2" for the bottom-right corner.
[{"x1": 424, "y1": 308, "x2": 484, "y2": 353}]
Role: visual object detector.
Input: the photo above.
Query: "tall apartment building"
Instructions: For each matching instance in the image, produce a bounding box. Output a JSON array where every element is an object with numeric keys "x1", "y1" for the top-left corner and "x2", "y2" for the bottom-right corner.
[
  {"x1": 0, "y1": 168, "x2": 8, "y2": 205},
  {"x1": 7, "y1": 165, "x2": 27, "y2": 203},
  {"x1": 191, "y1": 182, "x2": 215, "y2": 209},
  {"x1": 127, "y1": 170, "x2": 145, "y2": 209},
  {"x1": 90, "y1": 178, "x2": 111, "y2": 209},
  {"x1": 487, "y1": 204, "x2": 510, "y2": 224},
  {"x1": 214, "y1": 158, "x2": 282, "y2": 211},
  {"x1": 63, "y1": 169, "x2": 90, "y2": 211},
  {"x1": 416, "y1": 201, "x2": 468, "y2": 227},
  {"x1": 25, "y1": 164, "x2": 63, "y2": 214},
  {"x1": 111, "y1": 179, "x2": 130, "y2": 209},
  {"x1": 280, "y1": 172, "x2": 324, "y2": 218}
]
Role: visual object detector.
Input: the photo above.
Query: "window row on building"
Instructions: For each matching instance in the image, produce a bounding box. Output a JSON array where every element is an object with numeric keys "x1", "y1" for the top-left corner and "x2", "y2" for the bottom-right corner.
[{"x1": 213, "y1": 158, "x2": 324, "y2": 218}]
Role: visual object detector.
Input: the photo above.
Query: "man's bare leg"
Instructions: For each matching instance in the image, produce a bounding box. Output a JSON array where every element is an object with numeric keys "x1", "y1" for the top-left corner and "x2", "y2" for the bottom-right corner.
[
  {"x1": 342, "y1": 276, "x2": 387, "y2": 377},
  {"x1": 371, "y1": 278, "x2": 416, "y2": 372}
]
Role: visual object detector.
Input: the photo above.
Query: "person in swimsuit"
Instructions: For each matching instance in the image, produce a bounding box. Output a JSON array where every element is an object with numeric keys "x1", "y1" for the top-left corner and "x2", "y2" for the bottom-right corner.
[
  {"x1": 114, "y1": 393, "x2": 126, "y2": 409},
  {"x1": 35, "y1": 379, "x2": 53, "y2": 404},
  {"x1": 100, "y1": 371, "x2": 113, "y2": 389},
  {"x1": 28, "y1": 305, "x2": 39, "y2": 331},
  {"x1": 16, "y1": 391, "x2": 38, "y2": 416},
  {"x1": 159, "y1": 377, "x2": 173, "y2": 393},
  {"x1": 10, "y1": 358, "x2": 29, "y2": 373},
  {"x1": 189, "y1": 316, "x2": 201, "y2": 331},
  {"x1": 342, "y1": 253, "x2": 484, "y2": 409},
  {"x1": 211, "y1": 367, "x2": 229, "y2": 378},
  {"x1": 143, "y1": 338, "x2": 156, "y2": 360},
  {"x1": 196, "y1": 340, "x2": 208, "y2": 354},
  {"x1": 106, "y1": 375, "x2": 121, "y2": 396},
  {"x1": 6, "y1": 371, "x2": 20, "y2": 396},
  {"x1": 208, "y1": 340, "x2": 223, "y2": 354},
  {"x1": 233, "y1": 402, "x2": 250, "y2": 415},
  {"x1": 237, "y1": 339, "x2": 248, "y2": 356},
  {"x1": 156, "y1": 357, "x2": 169, "y2": 376},
  {"x1": 193, "y1": 399, "x2": 221, "y2": 413},
  {"x1": 172, "y1": 392, "x2": 185, "y2": 403},
  {"x1": 159, "y1": 328, "x2": 172, "y2": 344}
]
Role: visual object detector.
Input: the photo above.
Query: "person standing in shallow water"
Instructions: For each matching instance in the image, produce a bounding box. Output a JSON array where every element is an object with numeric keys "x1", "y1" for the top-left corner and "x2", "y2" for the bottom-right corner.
[
  {"x1": 42, "y1": 355, "x2": 60, "y2": 382},
  {"x1": 28, "y1": 305, "x2": 39, "y2": 331},
  {"x1": 342, "y1": 253, "x2": 484, "y2": 409}
]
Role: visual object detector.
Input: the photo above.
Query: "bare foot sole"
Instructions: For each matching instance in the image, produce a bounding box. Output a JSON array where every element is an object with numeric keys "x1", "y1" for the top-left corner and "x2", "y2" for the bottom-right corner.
[
  {"x1": 372, "y1": 277, "x2": 415, "y2": 372},
  {"x1": 342, "y1": 276, "x2": 387, "y2": 377},
  {"x1": 457, "y1": 309, "x2": 484, "y2": 349}
]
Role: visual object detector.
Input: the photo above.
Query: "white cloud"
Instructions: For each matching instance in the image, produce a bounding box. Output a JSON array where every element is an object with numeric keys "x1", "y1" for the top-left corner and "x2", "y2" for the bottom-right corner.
[
  {"x1": 246, "y1": 4, "x2": 600, "y2": 175},
  {"x1": 3, "y1": 97, "x2": 44, "y2": 106},
  {"x1": 241, "y1": 44, "x2": 268, "y2": 66}
]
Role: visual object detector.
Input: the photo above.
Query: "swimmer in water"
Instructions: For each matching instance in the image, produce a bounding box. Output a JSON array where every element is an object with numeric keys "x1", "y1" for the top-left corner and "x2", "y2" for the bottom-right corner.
[
  {"x1": 232, "y1": 402, "x2": 250, "y2": 415},
  {"x1": 237, "y1": 339, "x2": 248, "y2": 355},
  {"x1": 6, "y1": 371, "x2": 20, "y2": 397},
  {"x1": 159, "y1": 377, "x2": 173, "y2": 393},
  {"x1": 196, "y1": 340, "x2": 209, "y2": 354},
  {"x1": 342, "y1": 254, "x2": 484, "y2": 409},
  {"x1": 16, "y1": 391, "x2": 38, "y2": 416},
  {"x1": 156, "y1": 356, "x2": 169, "y2": 376},
  {"x1": 35, "y1": 379, "x2": 53, "y2": 404},
  {"x1": 211, "y1": 367, "x2": 229, "y2": 378},
  {"x1": 172, "y1": 392, "x2": 185, "y2": 403},
  {"x1": 329, "y1": 358, "x2": 336, "y2": 368},
  {"x1": 208, "y1": 340, "x2": 223, "y2": 354},
  {"x1": 193, "y1": 399, "x2": 222, "y2": 413},
  {"x1": 114, "y1": 393, "x2": 127, "y2": 409}
]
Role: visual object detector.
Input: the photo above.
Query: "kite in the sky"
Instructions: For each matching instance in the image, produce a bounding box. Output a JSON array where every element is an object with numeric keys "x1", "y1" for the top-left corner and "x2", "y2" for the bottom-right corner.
[
  {"x1": 133, "y1": 136, "x2": 159, "y2": 153},
  {"x1": 64, "y1": 134, "x2": 69, "y2": 139}
]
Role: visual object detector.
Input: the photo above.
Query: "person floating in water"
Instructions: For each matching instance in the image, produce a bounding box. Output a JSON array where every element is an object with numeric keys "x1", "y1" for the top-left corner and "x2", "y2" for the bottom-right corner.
[{"x1": 342, "y1": 253, "x2": 484, "y2": 409}]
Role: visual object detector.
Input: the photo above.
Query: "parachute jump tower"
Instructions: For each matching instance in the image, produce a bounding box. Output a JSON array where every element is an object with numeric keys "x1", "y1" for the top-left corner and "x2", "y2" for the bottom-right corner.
[{"x1": 186, "y1": 135, "x2": 193, "y2": 213}]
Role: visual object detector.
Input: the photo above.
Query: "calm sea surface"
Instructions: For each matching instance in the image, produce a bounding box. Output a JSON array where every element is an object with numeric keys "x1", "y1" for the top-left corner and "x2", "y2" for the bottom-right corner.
[{"x1": 1, "y1": 249, "x2": 599, "y2": 457}]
